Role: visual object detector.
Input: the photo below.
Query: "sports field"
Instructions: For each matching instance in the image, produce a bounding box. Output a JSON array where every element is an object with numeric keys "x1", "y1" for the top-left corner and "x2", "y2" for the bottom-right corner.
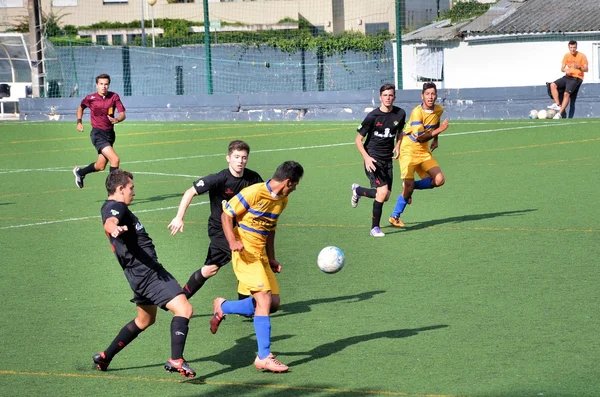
[{"x1": 0, "y1": 119, "x2": 599, "y2": 397}]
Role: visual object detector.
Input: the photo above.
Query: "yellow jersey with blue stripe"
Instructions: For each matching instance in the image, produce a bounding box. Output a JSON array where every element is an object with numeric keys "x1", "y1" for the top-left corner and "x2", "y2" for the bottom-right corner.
[
  {"x1": 222, "y1": 181, "x2": 288, "y2": 253},
  {"x1": 401, "y1": 103, "x2": 444, "y2": 155}
]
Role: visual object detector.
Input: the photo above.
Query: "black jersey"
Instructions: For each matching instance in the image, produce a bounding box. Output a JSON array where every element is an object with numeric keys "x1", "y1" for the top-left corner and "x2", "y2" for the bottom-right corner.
[
  {"x1": 357, "y1": 106, "x2": 406, "y2": 162},
  {"x1": 101, "y1": 200, "x2": 160, "y2": 270},
  {"x1": 193, "y1": 168, "x2": 263, "y2": 233}
]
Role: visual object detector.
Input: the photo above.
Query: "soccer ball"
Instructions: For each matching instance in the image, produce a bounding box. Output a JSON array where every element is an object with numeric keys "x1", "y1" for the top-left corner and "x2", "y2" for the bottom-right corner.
[
  {"x1": 546, "y1": 109, "x2": 557, "y2": 119},
  {"x1": 537, "y1": 109, "x2": 547, "y2": 120},
  {"x1": 528, "y1": 109, "x2": 538, "y2": 119},
  {"x1": 317, "y1": 246, "x2": 345, "y2": 274}
]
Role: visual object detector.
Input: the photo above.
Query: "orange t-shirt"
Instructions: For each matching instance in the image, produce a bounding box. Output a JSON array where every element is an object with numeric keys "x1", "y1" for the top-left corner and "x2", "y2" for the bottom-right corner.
[{"x1": 562, "y1": 52, "x2": 588, "y2": 80}]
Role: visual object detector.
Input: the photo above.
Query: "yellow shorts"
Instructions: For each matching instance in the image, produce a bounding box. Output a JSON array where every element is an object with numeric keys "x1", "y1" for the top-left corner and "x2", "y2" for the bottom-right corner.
[
  {"x1": 232, "y1": 248, "x2": 279, "y2": 295},
  {"x1": 400, "y1": 151, "x2": 439, "y2": 180}
]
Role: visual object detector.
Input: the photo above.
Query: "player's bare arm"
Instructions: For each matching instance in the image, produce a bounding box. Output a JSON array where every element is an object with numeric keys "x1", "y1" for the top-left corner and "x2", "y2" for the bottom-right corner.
[
  {"x1": 221, "y1": 211, "x2": 244, "y2": 251},
  {"x1": 168, "y1": 187, "x2": 198, "y2": 235},
  {"x1": 266, "y1": 231, "x2": 281, "y2": 273},
  {"x1": 417, "y1": 119, "x2": 449, "y2": 143},
  {"x1": 108, "y1": 111, "x2": 126, "y2": 125},
  {"x1": 76, "y1": 106, "x2": 85, "y2": 132},
  {"x1": 392, "y1": 132, "x2": 403, "y2": 159},
  {"x1": 355, "y1": 133, "x2": 377, "y2": 172},
  {"x1": 103, "y1": 217, "x2": 128, "y2": 238}
]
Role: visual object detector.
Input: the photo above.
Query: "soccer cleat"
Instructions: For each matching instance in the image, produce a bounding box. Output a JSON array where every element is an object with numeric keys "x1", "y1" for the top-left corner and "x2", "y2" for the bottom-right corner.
[
  {"x1": 164, "y1": 358, "x2": 196, "y2": 378},
  {"x1": 351, "y1": 183, "x2": 360, "y2": 208},
  {"x1": 553, "y1": 112, "x2": 562, "y2": 119},
  {"x1": 73, "y1": 167, "x2": 84, "y2": 189},
  {"x1": 92, "y1": 352, "x2": 111, "y2": 371},
  {"x1": 210, "y1": 297, "x2": 227, "y2": 334},
  {"x1": 388, "y1": 216, "x2": 405, "y2": 228},
  {"x1": 369, "y1": 226, "x2": 385, "y2": 237},
  {"x1": 254, "y1": 353, "x2": 289, "y2": 373},
  {"x1": 547, "y1": 103, "x2": 561, "y2": 111}
]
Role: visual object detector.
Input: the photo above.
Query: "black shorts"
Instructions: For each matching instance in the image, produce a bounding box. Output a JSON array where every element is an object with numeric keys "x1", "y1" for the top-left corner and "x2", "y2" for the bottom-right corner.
[
  {"x1": 91, "y1": 128, "x2": 115, "y2": 154},
  {"x1": 554, "y1": 75, "x2": 582, "y2": 95},
  {"x1": 204, "y1": 234, "x2": 232, "y2": 267},
  {"x1": 124, "y1": 265, "x2": 183, "y2": 310},
  {"x1": 364, "y1": 159, "x2": 394, "y2": 191}
]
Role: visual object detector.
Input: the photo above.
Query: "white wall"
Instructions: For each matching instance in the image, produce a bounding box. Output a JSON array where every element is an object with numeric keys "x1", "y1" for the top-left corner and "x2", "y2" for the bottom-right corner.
[{"x1": 401, "y1": 39, "x2": 600, "y2": 90}]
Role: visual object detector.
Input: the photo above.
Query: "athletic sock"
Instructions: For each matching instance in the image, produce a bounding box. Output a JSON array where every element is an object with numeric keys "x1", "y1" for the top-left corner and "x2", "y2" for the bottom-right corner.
[
  {"x1": 80, "y1": 163, "x2": 97, "y2": 177},
  {"x1": 183, "y1": 269, "x2": 208, "y2": 299},
  {"x1": 356, "y1": 186, "x2": 377, "y2": 199},
  {"x1": 109, "y1": 166, "x2": 118, "y2": 173},
  {"x1": 371, "y1": 200, "x2": 384, "y2": 229},
  {"x1": 222, "y1": 297, "x2": 255, "y2": 317},
  {"x1": 414, "y1": 177, "x2": 433, "y2": 189},
  {"x1": 170, "y1": 316, "x2": 190, "y2": 360},
  {"x1": 391, "y1": 195, "x2": 408, "y2": 218},
  {"x1": 254, "y1": 316, "x2": 271, "y2": 359},
  {"x1": 104, "y1": 320, "x2": 143, "y2": 360}
]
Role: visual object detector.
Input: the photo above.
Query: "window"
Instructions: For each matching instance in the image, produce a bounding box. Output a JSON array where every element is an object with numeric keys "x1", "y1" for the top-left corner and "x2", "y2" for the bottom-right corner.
[
  {"x1": 52, "y1": 0, "x2": 77, "y2": 6},
  {"x1": 103, "y1": 0, "x2": 128, "y2": 4},
  {"x1": 168, "y1": 0, "x2": 195, "y2": 3},
  {"x1": 0, "y1": 0, "x2": 24, "y2": 7},
  {"x1": 415, "y1": 47, "x2": 443, "y2": 82},
  {"x1": 112, "y1": 34, "x2": 123, "y2": 46},
  {"x1": 365, "y1": 23, "x2": 389, "y2": 35},
  {"x1": 96, "y1": 35, "x2": 108, "y2": 45}
]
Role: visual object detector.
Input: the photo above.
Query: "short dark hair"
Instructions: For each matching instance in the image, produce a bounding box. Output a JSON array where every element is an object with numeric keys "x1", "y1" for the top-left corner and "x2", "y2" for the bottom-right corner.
[
  {"x1": 380, "y1": 83, "x2": 395, "y2": 94},
  {"x1": 96, "y1": 73, "x2": 111, "y2": 84},
  {"x1": 568, "y1": 40, "x2": 577, "y2": 46},
  {"x1": 272, "y1": 161, "x2": 304, "y2": 183},
  {"x1": 422, "y1": 82, "x2": 437, "y2": 93},
  {"x1": 228, "y1": 140, "x2": 250, "y2": 155},
  {"x1": 106, "y1": 169, "x2": 133, "y2": 195}
]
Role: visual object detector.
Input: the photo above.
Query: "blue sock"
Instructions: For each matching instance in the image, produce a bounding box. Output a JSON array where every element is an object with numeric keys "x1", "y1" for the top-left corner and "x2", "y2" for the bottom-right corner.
[
  {"x1": 414, "y1": 177, "x2": 433, "y2": 189},
  {"x1": 391, "y1": 195, "x2": 407, "y2": 218},
  {"x1": 222, "y1": 297, "x2": 255, "y2": 317},
  {"x1": 254, "y1": 316, "x2": 271, "y2": 359}
]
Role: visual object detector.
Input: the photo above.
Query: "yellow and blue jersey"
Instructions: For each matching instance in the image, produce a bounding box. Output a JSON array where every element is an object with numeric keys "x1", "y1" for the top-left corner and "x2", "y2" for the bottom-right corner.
[
  {"x1": 222, "y1": 181, "x2": 288, "y2": 253},
  {"x1": 401, "y1": 103, "x2": 444, "y2": 154}
]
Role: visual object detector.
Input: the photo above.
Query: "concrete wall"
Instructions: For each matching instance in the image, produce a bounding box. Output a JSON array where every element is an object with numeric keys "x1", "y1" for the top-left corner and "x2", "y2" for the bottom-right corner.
[
  {"x1": 19, "y1": 82, "x2": 600, "y2": 122},
  {"x1": 401, "y1": 38, "x2": 600, "y2": 90}
]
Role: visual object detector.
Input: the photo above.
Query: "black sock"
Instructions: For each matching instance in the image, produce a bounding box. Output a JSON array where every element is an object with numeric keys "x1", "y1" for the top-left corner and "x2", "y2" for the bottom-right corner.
[
  {"x1": 80, "y1": 163, "x2": 97, "y2": 177},
  {"x1": 183, "y1": 269, "x2": 208, "y2": 299},
  {"x1": 170, "y1": 316, "x2": 190, "y2": 360},
  {"x1": 357, "y1": 186, "x2": 377, "y2": 198},
  {"x1": 104, "y1": 320, "x2": 143, "y2": 360},
  {"x1": 372, "y1": 200, "x2": 384, "y2": 229}
]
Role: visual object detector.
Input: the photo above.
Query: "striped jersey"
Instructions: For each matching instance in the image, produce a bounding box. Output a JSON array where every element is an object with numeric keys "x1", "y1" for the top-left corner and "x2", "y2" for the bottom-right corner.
[
  {"x1": 401, "y1": 103, "x2": 444, "y2": 154},
  {"x1": 222, "y1": 181, "x2": 288, "y2": 252}
]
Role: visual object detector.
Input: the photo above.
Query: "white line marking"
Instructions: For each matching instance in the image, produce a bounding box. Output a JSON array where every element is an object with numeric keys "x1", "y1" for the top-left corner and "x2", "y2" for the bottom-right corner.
[{"x1": 0, "y1": 201, "x2": 208, "y2": 230}]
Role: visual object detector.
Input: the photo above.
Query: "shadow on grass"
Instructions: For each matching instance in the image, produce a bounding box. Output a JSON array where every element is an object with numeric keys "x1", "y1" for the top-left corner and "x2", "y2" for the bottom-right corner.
[
  {"x1": 284, "y1": 325, "x2": 449, "y2": 367},
  {"x1": 191, "y1": 290, "x2": 386, "y2": 320},
  {"x1": 385, "y1": 209, "x2": 537, "y2": 234}
]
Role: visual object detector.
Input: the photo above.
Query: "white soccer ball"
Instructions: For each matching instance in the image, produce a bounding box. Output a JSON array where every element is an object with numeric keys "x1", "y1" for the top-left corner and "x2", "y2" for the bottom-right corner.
[
  {"x1": 317, "y1": 246, "x2": 345, "y2": 274},
  {"x1": 528, "y1": 109, "x2": 538, "y2": 119},
  {"x1": 546, "y1": 109, "x2": 557, "y2": 119},
  {"x1": 537, "y1": 110, "x2": 547, "y2": 120}
]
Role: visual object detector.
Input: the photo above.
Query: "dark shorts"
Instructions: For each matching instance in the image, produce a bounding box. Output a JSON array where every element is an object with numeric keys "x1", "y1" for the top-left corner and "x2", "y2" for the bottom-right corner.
[
  {"x1": 91, "y1": 128, "x2": 115, "y2": 154},
  {"x1": 204, "y1": 234, "x2": 232, "y2": 267},
  {"x1": 554, "y1": 75, "x2": 582, "y2": 95},
  {"x1": 124, "y1": 265, "x2": 183, "y2": 310},
  {"x1": 364, "y1": 159, "x2": 394, "y2": 191}
]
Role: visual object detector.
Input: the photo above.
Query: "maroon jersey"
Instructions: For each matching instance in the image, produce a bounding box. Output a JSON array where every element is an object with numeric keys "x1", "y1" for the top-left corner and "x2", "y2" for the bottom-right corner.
[{"x1": 80, "y1": 91, "x2": 125, "y2": 131}]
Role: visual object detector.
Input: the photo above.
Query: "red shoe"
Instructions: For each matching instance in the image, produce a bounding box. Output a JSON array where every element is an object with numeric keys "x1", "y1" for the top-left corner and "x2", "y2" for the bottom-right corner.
[
  {"x1": 210, "y1": 297, "x2": 226, "y2": 334},
  {"x1": 164, "y1": 358, "x2": 196, "y2": 378},
  {"x1": 254, "y1": 353, "x2": 289, "y2": 373}
]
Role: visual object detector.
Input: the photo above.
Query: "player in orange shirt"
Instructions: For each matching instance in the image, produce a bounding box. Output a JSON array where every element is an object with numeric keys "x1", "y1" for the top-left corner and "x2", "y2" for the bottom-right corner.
[{"x1": 547, "y1": 41, "x2": 588, "y2": 118}]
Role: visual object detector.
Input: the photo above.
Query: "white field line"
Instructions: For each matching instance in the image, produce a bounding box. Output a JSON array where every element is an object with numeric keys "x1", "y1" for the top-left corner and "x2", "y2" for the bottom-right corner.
[
  {"x1": 0, "y1": 121, "x2": 584, "y2": 176},
  {"x1": 0, "y1": 201, "x2": 208, "y2": 230}
]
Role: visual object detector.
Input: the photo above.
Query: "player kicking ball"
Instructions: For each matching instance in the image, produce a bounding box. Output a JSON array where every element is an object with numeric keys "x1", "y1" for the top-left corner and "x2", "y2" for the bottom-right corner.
[{"x1": 93, "y1": 169, "x2": 196, "y2": 378}]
